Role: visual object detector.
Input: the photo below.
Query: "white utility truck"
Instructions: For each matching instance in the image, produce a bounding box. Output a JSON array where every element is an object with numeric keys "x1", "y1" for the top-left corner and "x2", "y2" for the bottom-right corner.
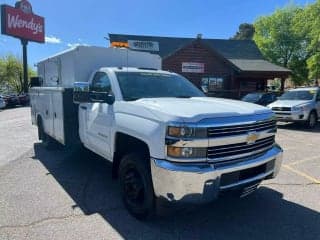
[{"x1": 30, "y1": 46, "x2": 283, "y2": 219}]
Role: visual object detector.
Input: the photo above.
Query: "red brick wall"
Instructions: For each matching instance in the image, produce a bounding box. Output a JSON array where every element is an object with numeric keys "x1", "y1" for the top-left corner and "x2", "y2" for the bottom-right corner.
[{"x1": 162, "y1": 40, "x2": 233, "y2": 89}]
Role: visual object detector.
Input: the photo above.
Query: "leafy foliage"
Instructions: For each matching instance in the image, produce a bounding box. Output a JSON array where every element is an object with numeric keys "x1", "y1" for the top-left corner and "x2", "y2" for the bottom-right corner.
[
  {"x1": 252, "y1": 1, "x2": 320, "y2": 85},
  {"x1": 0, "y1": 54, "x2": 36, "y2": 93},
  {"x1": 299, "y1": 0, "x2": 320, "y2": 80},
  {"x1": 253, "y1": 6, "x2": 309, "y2": 85},
  {"x1": 231, "y1": 23, "x2": 255, "y2": 40}
]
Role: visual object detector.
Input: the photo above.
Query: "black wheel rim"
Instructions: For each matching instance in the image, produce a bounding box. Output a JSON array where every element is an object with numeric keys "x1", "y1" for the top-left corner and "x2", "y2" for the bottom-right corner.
[
  {"x1": 310, "y1": 113, "x2": 316, "y2": 127},
  {"x1": 123, "y1": 168, "x2": 145, "y2": 207}
]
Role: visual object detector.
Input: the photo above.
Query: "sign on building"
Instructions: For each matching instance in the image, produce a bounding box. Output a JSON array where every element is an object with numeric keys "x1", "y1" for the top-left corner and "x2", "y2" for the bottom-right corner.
[
  {"x1": 128, "y1": 40, "x2": 159, "y2": 52},
  {"x1": 182, "y1": 62, "x2": 205, "y2": 73},
  {"x1": 1, "y1": 0, "x2": 45, "y2": 42}
]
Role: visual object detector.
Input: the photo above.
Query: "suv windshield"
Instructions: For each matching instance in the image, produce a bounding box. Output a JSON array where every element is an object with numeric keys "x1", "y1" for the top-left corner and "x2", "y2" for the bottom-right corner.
[
  {"x1": 116, "y1": 72, "x2": 205, "y2": 101},
  {"x1": 242, "y1": 93, "x2": 263, "y2": 102},
  {"x1": 279, "y1": 90, "x2": 316, "y2": 100}
]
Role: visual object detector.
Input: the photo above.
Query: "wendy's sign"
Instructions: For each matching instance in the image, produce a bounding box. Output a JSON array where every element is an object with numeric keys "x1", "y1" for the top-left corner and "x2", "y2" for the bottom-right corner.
[{"x1": 1, "y1": 0, "x2": 45, "y2": 43}]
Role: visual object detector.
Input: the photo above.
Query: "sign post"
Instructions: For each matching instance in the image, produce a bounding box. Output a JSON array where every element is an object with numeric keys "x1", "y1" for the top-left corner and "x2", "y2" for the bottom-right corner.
[
  {"x1": 1, "y1": 0, "x2": 45, "y2": 93},
  {"x1": 21, "y1": 39, "x2": 28, "y2": 92}
]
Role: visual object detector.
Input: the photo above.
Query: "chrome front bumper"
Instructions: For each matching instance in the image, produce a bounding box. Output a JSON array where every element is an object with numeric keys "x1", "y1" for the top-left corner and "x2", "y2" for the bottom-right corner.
[
  {"x1": 151, "y1": 145, "x2": 283, "y2": 204},
  {"x1": 274, "y1": 110, "x2": 309, "y2": 121}
]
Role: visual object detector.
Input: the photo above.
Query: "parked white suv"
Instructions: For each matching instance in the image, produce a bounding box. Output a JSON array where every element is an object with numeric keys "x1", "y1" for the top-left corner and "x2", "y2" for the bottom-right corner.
[{"x1": 268, "y1": 87, "x2": 320, "y2": 128}]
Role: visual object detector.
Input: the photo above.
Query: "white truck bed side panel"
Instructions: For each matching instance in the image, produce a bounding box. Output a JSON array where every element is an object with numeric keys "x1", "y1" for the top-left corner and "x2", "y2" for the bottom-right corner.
[
  {"x1": 30, "y1": 87, "x2": 66, "y2": 144},
  {"x1": 52, "y1": 91, "x2": 65, "y2": 144}
]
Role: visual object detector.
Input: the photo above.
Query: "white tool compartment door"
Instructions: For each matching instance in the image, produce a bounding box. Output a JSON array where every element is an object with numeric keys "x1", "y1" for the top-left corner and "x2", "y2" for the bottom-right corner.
[
  {"x1": 42, "y1": 91, "x2": 54, "y2": 136},
  {"x1": 52, "y1": 90, "x2": 65, "y2": 144}
]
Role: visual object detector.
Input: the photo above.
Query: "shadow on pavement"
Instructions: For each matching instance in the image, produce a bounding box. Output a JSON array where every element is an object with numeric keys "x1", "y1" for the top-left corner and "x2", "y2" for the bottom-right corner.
[{"x1": 33, "y1": 143, "x2": 320, "y2": 240}]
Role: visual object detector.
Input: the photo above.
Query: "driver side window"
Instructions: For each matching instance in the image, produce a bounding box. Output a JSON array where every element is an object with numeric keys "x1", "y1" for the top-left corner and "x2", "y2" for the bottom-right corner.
[
  {"x1": 317, "y1": 91, "x2": 320, "y2": 101},
  {"x1": 91, "y1": 72, "x2": 111, "y2": 93}
]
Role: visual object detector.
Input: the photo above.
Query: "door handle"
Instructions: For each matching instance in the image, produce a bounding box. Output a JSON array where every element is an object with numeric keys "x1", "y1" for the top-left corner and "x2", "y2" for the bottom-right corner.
[{"x1": 80, "y1": 106, "x2": 87, "y2": 110}]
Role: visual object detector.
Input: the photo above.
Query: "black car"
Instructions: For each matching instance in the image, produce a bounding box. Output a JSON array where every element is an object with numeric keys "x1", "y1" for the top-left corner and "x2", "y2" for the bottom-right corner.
[
  {"x1": 18, "y1": 93, "x2": 30, "y2": 106},
  {"x1": 241, "y1": 92, "x2": 278, "y2": 106},
  {"x1": 1, "y1": 94, "x2": 20, "y2": 107}
]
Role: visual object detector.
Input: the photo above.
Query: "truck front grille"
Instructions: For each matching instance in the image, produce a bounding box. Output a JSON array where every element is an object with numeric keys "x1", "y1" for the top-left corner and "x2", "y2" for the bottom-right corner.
[
  {"x1": 272, "y1": 107, "x2": 291, "y2": 111},
  {"x1": 207, "y1": 136, "x2": 275, "y2": 160},
  {"x1": 207, "y1": 120, "x2": 276, "y2": 138}
]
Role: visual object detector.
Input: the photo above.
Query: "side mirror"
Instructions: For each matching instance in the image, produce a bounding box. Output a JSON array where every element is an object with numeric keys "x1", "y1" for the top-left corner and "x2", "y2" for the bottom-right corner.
[
  {"x1": 106, "y1": 93, "x2": 115, "y2": 105},
  {"x1": 90, "y1": 91, "x2": 115, "y2": 105},
  {"x1": 30, "y1": 77, "x2": 42, "y2": 87},
  {"x1": 73, "y1": 82, "x2": 90, "y2": 103},
  {"x1": 73, "y1": 82, "x2": 115, "y2": 105}
]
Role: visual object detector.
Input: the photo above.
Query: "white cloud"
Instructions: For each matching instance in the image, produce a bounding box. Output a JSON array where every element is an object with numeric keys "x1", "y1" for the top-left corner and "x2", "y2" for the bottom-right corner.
[
  {"x1": 67, "y1": 43, "x2": 89, "y2": 48},
  {"x1": 45, "y1": 36, "x2": 62, "y2": 44}
]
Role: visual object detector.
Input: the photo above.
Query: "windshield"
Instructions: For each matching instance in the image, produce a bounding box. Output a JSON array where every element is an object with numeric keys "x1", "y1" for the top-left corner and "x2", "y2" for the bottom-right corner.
[
  {"x1": 116, "y1": 72, "x2": 205, "y2": 101},
  {"x1": 279, "y1": 90, "x2": 316, "y2": 100},
  {"x1": 242, "y1": 93, "x2": 263, "y2": 102}
]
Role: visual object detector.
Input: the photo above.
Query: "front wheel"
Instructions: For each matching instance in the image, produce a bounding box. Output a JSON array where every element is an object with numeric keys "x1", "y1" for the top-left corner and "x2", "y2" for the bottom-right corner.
[
  {"x1": 119, "y1": 152, "x2": 155, "y2": 220},
  {"x1": 306, "y1": 111, "x2": 318, "y2": 129}
]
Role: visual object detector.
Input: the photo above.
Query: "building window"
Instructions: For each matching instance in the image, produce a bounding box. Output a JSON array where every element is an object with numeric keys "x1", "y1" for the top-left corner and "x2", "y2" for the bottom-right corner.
[{"x1": 201, "y1": 77, "x2": 224, "y2": 92}]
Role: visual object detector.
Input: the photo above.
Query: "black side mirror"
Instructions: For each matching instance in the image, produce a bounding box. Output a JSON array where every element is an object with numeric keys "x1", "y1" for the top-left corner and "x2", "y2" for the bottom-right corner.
[
  {"x1": 106, "y1": 93, "x2": 115, "y2": 105},
  {"x1": 73, "y1": 82, "x2": 90, "y2": 103},
  {"x1": 74, "y1": 82, "x2": 115, "y2": 105},
  {"x1": 89, "y1": 91, "x2": 115, "y2": 105},
  {"x1": 30, "y1": 77, "x2": 42, "y2": 87}
]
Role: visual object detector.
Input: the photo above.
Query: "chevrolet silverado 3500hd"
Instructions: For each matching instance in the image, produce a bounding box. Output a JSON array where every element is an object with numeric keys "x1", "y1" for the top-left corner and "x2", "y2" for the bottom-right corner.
[{"x1": 30, "y1": 46, "x2": 283, "y2": 219}]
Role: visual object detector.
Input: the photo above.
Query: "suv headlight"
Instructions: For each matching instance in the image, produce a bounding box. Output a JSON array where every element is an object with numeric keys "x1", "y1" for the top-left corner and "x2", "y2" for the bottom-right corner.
[
  {"x1": 292, "y1": 105, "x2": 308, "y2": 112},
  {"x1": 167, "y1": 126, "x2": 207, "y2": 138}
]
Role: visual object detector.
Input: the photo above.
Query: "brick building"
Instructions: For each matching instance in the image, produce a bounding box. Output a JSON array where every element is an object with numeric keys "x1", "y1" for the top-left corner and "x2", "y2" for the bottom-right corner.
[{"x1": 108, "y1": 34, "x2": 291, "y2": 99}]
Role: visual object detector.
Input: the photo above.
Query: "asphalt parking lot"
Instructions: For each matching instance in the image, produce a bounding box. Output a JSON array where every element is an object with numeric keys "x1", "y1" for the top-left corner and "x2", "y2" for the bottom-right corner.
[{"x1": 0, "y1": 107, "x2": 319, "y2": 240}]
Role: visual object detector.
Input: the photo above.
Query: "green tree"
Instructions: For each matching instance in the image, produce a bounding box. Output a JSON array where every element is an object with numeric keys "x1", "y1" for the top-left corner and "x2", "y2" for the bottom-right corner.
[
  {"x1": 231, "y1": 23, "x2": 255, "y2": 40},
  {"x1": 254, "y1": 6, "x2": 309, "y2": 85},
  {"x1": 0, "y1": 54, "x2": 36, "y2": 93},
  {"x1": 297, "y1": 0, "x2": 320, "y2": 82}
]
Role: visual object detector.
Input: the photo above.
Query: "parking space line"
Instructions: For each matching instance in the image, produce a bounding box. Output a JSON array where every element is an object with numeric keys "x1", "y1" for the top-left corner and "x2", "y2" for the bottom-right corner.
[
  {"x1": 288, "y1": 156, "x2": 320, "y2": 166},
  {"x1": 283, "y1": 164, "x2": 320, "y2": 184}
]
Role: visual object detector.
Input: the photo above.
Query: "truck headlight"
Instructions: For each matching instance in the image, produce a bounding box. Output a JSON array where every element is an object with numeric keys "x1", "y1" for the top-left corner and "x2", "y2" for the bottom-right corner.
[
  {"x1": 167, "y1": 146, "x2": 207, "y2": 158},
  {"x1": 167, "y1": 126, "x2": 207, "y2": 138}
]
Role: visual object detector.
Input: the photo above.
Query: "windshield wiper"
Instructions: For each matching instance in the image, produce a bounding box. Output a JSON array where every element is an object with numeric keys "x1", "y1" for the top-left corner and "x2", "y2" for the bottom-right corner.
[
  {"x1": 175, "y1": 95, "x2": 192, "y2": 98},
  {"x1": 125, "y1": 97, "x2": 141, "y2": 101}
]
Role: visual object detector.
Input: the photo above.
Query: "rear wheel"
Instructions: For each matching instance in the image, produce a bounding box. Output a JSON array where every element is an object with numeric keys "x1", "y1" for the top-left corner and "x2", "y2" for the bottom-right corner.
[
  {"x1": 119, "y1": 152, "x2": 155, "y2": 220},
  {"x1": 37, "y1": 118, "x2": 57, "y2": 149},
  {"x1": 306, "y1": 111, "x2": 318, "y2": 129}
]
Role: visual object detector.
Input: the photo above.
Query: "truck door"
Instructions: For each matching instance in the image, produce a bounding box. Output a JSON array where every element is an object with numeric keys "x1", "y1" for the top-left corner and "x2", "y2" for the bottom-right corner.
[{"x1": 85, "y1": 72, "x2": 114, "y2": 159}]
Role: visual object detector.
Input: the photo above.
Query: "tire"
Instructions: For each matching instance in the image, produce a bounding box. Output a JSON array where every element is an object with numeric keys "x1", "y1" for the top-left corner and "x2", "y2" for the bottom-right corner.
[
  {"x1": 305, "y1": 111, "x2": 318, "y2": 129},
  {"x1": 37, "y1": 118, "x2": 57, "y2": 150},
  {"x1": 119, "y1": 152, "x2": 155, "y2": 220}
]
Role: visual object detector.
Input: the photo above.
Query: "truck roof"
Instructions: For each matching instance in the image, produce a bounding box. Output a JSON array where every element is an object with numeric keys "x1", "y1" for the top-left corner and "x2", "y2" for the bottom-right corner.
[{"x1": 100, "y1": 67, "x2": 173, "y2": 74}]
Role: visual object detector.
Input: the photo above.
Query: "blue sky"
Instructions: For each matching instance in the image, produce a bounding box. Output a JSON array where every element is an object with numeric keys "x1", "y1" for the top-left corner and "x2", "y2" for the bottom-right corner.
[{"x1": 0, "y1": 0, "x2": 315, "y2": 68}]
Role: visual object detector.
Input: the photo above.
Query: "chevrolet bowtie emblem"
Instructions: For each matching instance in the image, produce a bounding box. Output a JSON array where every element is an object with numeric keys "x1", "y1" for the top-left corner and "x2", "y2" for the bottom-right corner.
[{"x1": 247, "y1": 132, "x2": 259, "y2": 144}]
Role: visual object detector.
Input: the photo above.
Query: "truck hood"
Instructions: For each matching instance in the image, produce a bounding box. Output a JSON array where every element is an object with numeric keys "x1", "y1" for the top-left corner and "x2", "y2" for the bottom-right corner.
[
  {"x1": 129, "y1": 97, "x2": 271, "y2": 122},
  {"x1": 268, "y1": 100, "x2": 312, "y2": 108}
]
